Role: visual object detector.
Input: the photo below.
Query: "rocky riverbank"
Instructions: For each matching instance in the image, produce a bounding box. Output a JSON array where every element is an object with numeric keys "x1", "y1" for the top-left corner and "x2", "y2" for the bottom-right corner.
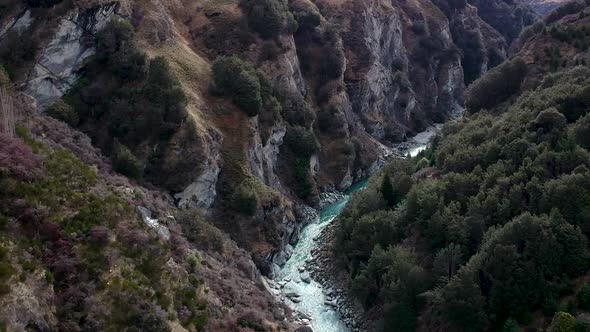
[{"x1": 307, "y1": 218, "x2": 373, "y2": 332}]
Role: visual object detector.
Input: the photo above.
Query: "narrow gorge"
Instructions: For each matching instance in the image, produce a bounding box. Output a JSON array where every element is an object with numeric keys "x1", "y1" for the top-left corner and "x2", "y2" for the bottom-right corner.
[{"x1": 0, "y1": 0, "x2": 585, "y2": 331}]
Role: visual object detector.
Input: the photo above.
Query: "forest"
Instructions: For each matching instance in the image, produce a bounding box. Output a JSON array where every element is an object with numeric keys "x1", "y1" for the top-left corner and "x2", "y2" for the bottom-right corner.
[{"x1": 334, "y1": 8, "x2": 590, "y2": 328}]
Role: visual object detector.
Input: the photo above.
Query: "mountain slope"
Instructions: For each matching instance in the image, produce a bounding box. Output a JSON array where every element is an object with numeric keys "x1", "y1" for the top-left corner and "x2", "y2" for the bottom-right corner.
[
  {"x1": 525, "y1": 0, "x2": 572, "y2": 14},
  {"x1": 0, "y1": 0, "x2": 551, "y2": 330},
  {"x1": 329, "y1": 3, "x2": 590, "y2": 331}
]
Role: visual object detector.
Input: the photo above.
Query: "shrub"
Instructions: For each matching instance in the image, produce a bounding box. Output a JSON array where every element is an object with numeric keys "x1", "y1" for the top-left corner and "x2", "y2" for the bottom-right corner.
[
  {"x1": 0, "y1": 134, "x2": 40, "y2": 179},
  {"x1": 46, "y1": 100, "x2": 79, "y2": 126},
  {"x1": 465, "y1": 57, "x2": 527, "y2": 112},
  {"x1": 176, "y1": 209, "x2": 225, "y2": 252},
  {"x1": 577, "y1": 314, "x2": 590, "y2": 332},
  {"x1": 0, "y1": 28, "x2": 39, "y2": 80},
  {"x1": 549, "y1": 312, "x2": 576, "y2": 332},
  {"x1": 294, "y1": 157, "x2": 312, "y2": 199},
  {"x1": 294, "y1": 9, "x2": 321, "y2": 33},
  {"x1": 230, "y1": 184, "x2": 259, "y2": 216},
  {"x1": 574, "y1": 114, "x2": 590, "y2": 150},
  {"x1": 96, "y1": 19, "x2": 146, "y2": 81},
  {"x1": 212, "y1": 56, "x2": 262, "y2": 116},
  {"x1": 0, "y1": 66, "x2": 9, "y2": 86},
  {"x1": 578, "y1": 284, "x2": 590, "y2": 310},
  {"x1": 111, "y1": 140, "x2": 142, "y2": 179},
  {"x1": 284, "y1": 126, "x2": 319, "y2": 158},
  {"x1": 240, "y1": 0, "x2": 297, "y2": 39}
]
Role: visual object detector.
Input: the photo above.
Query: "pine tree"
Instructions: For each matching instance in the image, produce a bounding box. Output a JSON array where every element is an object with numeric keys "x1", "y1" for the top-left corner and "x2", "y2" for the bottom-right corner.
[
  {"x1": 381, "y1": 175, "x2": 395, "y2": 208},
  {"x1": 501, "y1": 318, "x2": 518, "y2": 332}
]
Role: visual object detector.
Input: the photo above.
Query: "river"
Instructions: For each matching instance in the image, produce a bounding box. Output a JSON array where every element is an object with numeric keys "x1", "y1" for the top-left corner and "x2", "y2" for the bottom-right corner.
[{"x1": 275, "y1": 127, "x2": 439, "y2": 332}]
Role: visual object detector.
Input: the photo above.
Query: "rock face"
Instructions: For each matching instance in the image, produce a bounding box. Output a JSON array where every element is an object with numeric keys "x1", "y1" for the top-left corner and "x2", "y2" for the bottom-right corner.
[
  {"x1": 174, "y1": 128, "x2": 222, "y2": 211},
  {"x1": 523, "y1": 0, "x2": 569, "y2": 15},
  {"x1": 334, "y1": 0, "x2": 465, "y2": 142},
  {"x1": 0, "y1": 0, "x2": 539, "y2": 282},
  {"x1": 24, "y1": 2, "x2": 119, "y2": 108}
]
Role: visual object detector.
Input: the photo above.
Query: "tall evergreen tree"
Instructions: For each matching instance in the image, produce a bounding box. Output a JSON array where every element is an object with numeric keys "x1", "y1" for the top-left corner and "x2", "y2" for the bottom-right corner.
[{"x1": 381, "y1": 175, "x2": 395, "y2": 208}]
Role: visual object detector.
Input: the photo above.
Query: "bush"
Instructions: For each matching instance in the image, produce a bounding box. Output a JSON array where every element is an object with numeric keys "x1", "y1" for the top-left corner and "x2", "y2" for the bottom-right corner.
[
  {"x1": 0, "y1": 66, "x2": 9, "y2": 86},
  {"x1": 294, "y1": 157, "x2": 312, "y2": 199},
  {"x1": 65, "y1": 20, "x2": 188, "y2": 185},
  {"x1": 240, "y1": 0, "x2": 296, "y2": 39},
  {"x1": 574, "y1": 114, "x2": 590, "y2": 150},
  {"x1": 111, "y1": 141, "x2": 142, "y2": 179},
  {"x1": 230, "y1": 184, "x2": 259, "y2": 216},
  {"x1": 46, "y1": 100, "x2": 79, "y2": 126},
  {"x1": 465, "y1": 57, "x2": 528, "y2": 112},
  {"x1": 0, "y1": 28, "x2": 39, "y2": 80},
  {"x1": 212, "y1": 56, "x2": 262, "y2": 116},
  {"x1": 176, "y1": 209, "x2": 225, "y2": 252},
  {"x1": 578, "y1": 284, "x2": 590, "y2": 310},
  {"x1": 549, "y1": 312, "x2": 576, "y2": 332},
  {"x1": 96, "y1": 19, "x2": 146, "y2": 81},
  {"x1": 284, "y1": 126, "x2": 319, "y2": 158}
]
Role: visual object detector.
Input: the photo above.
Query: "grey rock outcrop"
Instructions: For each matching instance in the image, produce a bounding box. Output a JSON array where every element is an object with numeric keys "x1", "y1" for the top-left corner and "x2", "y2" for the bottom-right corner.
[
  {"x1": 23, "y1": 3, "x2": 119, "y2": 108},
  {"x1": 248, "y1": 119, "x2": 287, "y2": 193},
  {"x1": 174, "y1": 128, "x2": 222, "y2": 211},
  {"x1": 0, "y1": 9, "x2": 33, "y2": 37}
]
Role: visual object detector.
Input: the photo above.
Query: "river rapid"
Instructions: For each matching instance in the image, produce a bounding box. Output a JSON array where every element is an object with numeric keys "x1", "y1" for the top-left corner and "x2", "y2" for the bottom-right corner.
[{"x1": 274, "y1": 127, "x2": 439, "y2": 332}]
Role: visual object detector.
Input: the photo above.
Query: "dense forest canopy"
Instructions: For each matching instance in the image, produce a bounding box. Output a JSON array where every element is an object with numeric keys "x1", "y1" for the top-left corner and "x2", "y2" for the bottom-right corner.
[{"x1": 334, "y1": 4, "x2": 590, "y2": 329}]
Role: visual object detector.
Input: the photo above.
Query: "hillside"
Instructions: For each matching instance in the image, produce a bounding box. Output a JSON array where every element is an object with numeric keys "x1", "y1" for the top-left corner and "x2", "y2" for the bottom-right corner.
[
  {"x1": 329, "y1": 2, "x2": 590, "y2": 331},
  {"x1": 525, "y1": 0, "x2": 572, "y2": 14},
  {"x1": 0, "y1": 0, "x2": 557, "y2": 330}
]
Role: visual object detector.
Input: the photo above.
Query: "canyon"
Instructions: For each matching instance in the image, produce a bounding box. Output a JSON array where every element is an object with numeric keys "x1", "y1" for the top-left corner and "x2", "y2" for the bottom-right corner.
[{"x1": 0, "y1": 0, "x2": 579, "y2": 331}]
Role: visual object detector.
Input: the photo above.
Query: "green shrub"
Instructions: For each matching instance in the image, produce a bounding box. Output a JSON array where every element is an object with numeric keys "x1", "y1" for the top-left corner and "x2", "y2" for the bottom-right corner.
[
  {"x1": 240, "y1": 0, "x2": 297, "y2": 39},
  {"x1": 0, "y1": 28, "x2": 39, "y2": 80},
  {"x1": 578, "y1": 284, "x2": 590, "y2": 310},
  {"x1": 230, "y1": 184, "x2": 259, "y2": 216},
  {"x1": 574, "y1": 114, "x2": 590, "y2": 150},
  {"x1": 284, "y1": 126, "x2": 319, "y2": 158},
  {"x1": 577, "y1": 314, "x2": 590, "y2": 332},
  {"x1": 549, "y1": 312, "x2": 577, "y2": 332},
  {"x1": 176, "y1": 209, "x2": 225, "y2": 252},
  {"x1": 96, "y1": 18, "x2": 146, "y2": 81},
  {"x1": 211, "y1": 56, "x2": 262, "y2": 116},
  {"x1": 46, "y1": 100, "x2": 79, "y2": 126},
  {"x1": 294, "y1": 157, "x2": 312, "y2": 199},
  {"x1": 0, "y1": 66, "x2": 9, "y2": 86},
  {"x1": 64, "y1": 20, "x2": 188, "y2": 185},
  {"x1": 465, "y1": 57, "x2": 527, "y2": 112},
  {"x1": 111, "y1": 140, "x2": 142, "y2": 179}
]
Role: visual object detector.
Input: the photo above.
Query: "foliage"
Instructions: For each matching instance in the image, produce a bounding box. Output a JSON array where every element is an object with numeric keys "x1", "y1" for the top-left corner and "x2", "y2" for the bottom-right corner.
[
  {"x1": 0, "y1": 66, "x2": 9, "y2": 86},
  {"x1": 549, "y1": 312, "x2": 577, "y2": 332},
  {"x1": 212, "y1": 56, "x2": 264, "y2": 116},
  {"x1": 64, "y1": 19, "x2": 187, "y2": 184},
  {"x1": 0, "y1": 28, "x2": 39, "y2": 80},
  {"x1": 0, "y1": 134, "x2": 40, "y2": 179},
  {"x1": 229, "y1": 184, "x2": 259, "y2": 216},
  {"x1": 578, "y1": 284, "x2": 590, "y2": 311},
  {"x1": 46, "y1": 100, "x2": 79, "y2": 126},
  {"x1": 465, "y1": 57, "x2": 527, "y2": 112},
  {"x1": 334, "y1": 65, "x2": 590, "y2": 331},
  {"x1": 111, "y1": 140, "x2": 142, "y2": 179},
  {"x1": 284, "y1": 126, "x2": 319, "y2": 159},
  {"x1": 175, "y1": 209, "x2": 225, "y2": 252},
  {"x1": 240, "y1": 0, "x2": 297, "y2": 39}
]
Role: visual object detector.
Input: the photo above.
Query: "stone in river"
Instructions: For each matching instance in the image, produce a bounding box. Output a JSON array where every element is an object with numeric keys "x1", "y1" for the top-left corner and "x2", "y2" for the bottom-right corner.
[
  {"x1": 300, "y1": 271, "x2": 311, "y2": 283},
  {"x1": 295, "y1": 327, "x2": 313, "y2": 332}
]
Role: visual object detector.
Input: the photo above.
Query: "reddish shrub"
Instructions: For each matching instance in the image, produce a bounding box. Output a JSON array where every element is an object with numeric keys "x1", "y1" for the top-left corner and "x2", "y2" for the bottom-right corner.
[
  {"x1": 88, "y1": 226, "x2": 110, "y2": 246},
  {"x1": 0, "y1": 133, "x2": 39, "y2": 178}
]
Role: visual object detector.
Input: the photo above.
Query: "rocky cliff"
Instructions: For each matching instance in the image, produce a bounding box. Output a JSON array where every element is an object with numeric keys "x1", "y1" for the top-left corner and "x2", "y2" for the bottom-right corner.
[{"x1": 524, "y1": 0, "x2": 572, "y2": 14}]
